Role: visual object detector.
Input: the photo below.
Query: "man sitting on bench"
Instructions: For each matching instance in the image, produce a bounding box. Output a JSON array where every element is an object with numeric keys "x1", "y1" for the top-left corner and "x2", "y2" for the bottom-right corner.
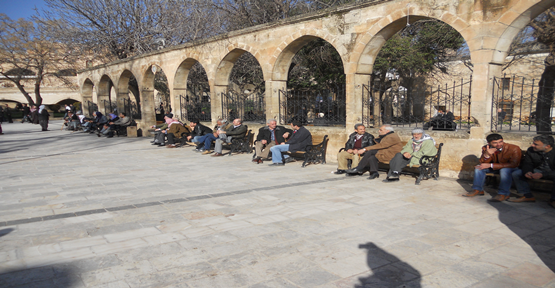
[
  {"x1": 382, "y1": 128, "x2": 437, "y2": 183},
  {"x1": 268, "y1": 120, "x2": 312, "y2": 166},
  {"x1": 510, "y1": 135, "x2": 555, "y2": 206},
  {"x1": 253, "y1": 119, "x2": 291, "y2": 164},
  {"x1": 211, "y1": 118, "x2": 247, "y2": 157},
  {"x1": 334, "y1": 123, "x2": 375, "y2": 174},
  {"x1": 463, "y1": 133, "x2": 521, "y2": 202},
  {"x1": 345, "y1": 125, "x2": 403, "y2": 180}
]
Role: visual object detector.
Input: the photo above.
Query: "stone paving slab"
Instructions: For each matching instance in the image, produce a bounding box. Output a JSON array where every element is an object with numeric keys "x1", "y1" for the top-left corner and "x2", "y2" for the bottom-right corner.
[{"x1": 1, "y1": 121, "x2": 555, "y2": 287}]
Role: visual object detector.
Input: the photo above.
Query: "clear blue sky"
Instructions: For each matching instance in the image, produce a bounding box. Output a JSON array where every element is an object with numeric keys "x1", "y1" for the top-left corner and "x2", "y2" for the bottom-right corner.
[{"x1": 0, "y1": 0, "x2": 46, "y2": 20}]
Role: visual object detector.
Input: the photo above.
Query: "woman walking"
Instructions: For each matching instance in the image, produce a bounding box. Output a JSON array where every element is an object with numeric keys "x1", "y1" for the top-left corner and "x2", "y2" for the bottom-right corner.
[{"x1": 38, "y1": 105, "x2": 50, "y2": 131}]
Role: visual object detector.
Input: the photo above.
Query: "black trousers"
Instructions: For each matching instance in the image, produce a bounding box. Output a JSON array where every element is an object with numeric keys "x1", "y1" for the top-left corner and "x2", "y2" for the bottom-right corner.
[
  {"x1": 39, "y1": 119, "x2": 48, "y2": 131},
  {"x1": 167, "y1": 133, "x2": 177, "y2": 145},
  {"x1": 355, "y1": 150, "x2": 380, "y2": 173},
  {"x1": 388, "y1": 153, "x2": 411, "y2": 177}
]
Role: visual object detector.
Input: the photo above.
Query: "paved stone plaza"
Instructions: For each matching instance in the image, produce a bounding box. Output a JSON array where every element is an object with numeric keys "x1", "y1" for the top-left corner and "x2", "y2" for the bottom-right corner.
[{"x1": 1, "y1": 121, "x2": 555, "y2": 288}]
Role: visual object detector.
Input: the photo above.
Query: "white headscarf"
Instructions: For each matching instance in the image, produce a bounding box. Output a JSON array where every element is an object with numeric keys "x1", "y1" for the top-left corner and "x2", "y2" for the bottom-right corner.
[{"x1": 38, "y1": 105, "x2": 46, "y2": 113}]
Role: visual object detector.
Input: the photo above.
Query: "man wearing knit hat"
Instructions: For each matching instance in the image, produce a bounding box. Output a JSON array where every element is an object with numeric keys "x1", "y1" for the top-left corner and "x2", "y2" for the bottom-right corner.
[{"x1": 382, "y1": 128, "x2": 437, "y2": 182}]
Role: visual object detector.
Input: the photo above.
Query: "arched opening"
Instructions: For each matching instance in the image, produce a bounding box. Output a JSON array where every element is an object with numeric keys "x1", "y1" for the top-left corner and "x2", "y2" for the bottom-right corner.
[
  {"x1": 98, "y1": 75, "x2": 115, "y2": 115},
  {"x1": 274, "y1": 36, "x2": 346, "y2": 126},
  {"x1": 174, "y1": 59, "x2": 211, "y2": 122},
  {"x1": 117, "y1": 70, "x2": 141, "y2": 120},
  {"x1": 82, "y1": 78, "x2": 97, "y2": 117},
  {"x1": 492, "y1": 4, "x2": 555, "y2": 133},
  {"x1": 141, "y1": 65, "x2": 168, "y2": 124},
  {"x1": 358, "y1": 17, "x2": 470, "y2": 130},
  {"x1": 216, "y1": 49, "x2": 266, "y2": 123}
]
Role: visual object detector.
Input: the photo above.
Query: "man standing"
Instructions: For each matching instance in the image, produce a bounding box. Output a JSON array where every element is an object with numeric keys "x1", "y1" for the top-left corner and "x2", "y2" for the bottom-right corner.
[
  {"x1": 38, "y1": 105, "x2": 49, "y2": 131},
  {"x1": 510, "y1": 135, "x2": 555, "y2": 206},
  {"x1": 345, "y1": 125, "x2": 403, "y2": 179},
  {"x1": 253, "y1": 119, "x2": 291, "y2": 164},
  {"x1": 212, "y1": 118, "x2": 247, "y2": 157},
  {"x1": 334, "y1": 123, "x2": 374, "y2": 174},
  {"x1": 463, "y1": 133, "x2": 522, "y2": 202},
  {"x1": 268, "y1": 120, "x2": 312, "y2": 166},
  {"x1": 383, "y1": 129, "x2": 437, "y2": 182}
]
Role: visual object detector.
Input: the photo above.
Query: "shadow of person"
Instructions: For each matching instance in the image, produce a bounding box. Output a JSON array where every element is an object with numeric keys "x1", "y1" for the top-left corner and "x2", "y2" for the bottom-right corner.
[
  {"x1": 356, "y1": 242, "x2": 422, "y2": 288},
  {"x1": 0, "y1": 265, "x2": 79, "y2": 287},
  {"x1": 459, "y1": 154, "x2": 480, "y2": 180},
  {"x1": 487, "y1": 201, "x2": 555, "y2": 273},
  {"x1": 0, "y1": 228, "x2": 14, "y2": 238}
]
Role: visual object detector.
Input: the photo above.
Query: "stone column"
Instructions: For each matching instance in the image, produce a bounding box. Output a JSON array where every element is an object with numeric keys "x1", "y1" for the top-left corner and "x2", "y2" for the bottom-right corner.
[
  {"x1": 469, "y1": 60, "x2": 504, "y2": 139},
  {"x1": 116, "y1": 92, "x2": 127, "y2": 117},
  {"x1": 350, "y1": 74, "x2": 371, "y2": 130},
  {"x1": 139, "y1": 85, "x2": 156, "y2": 129},
  {"x1": 212, "y1": 85, "x2": 227, "y2": 126},
  {"x1": 173, "y1": 88, "x2": 187, "y2": 121},
  {"x1": 97, "y1": 93, "x2": 110, "y2": 115},
  {"x1": 265, "y1": 80, "x2": 287, "y2": 124}
]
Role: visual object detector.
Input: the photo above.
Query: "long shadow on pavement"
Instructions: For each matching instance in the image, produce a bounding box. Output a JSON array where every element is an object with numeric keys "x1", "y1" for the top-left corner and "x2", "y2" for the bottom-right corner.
[
  {"x1": 0, "y1": 228, "x2": 14, "y2": 238},
  {"x1": 0, "y1": 265, "x2": 80, "y2": 287},
  {"x1": 488, "y1": 201, "x2": 555, "y2": 274},
  {"x1": 356, "y1": 242, "x2": 421, "y2": 287}
]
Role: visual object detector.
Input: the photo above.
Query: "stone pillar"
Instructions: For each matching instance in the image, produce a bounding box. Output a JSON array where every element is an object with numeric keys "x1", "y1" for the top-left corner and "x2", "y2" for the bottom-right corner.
[
  {"x1": 469, "y1": 61, "x2": 503, "y2": 139},
  {"x1": 139, "y1": 85, "x2": 156, "y2": 129},
  {"x1": 116, "y1": 92, "x2": 127, "y2": 117},
  {"x1": 350, "y1": 74, "x2": 371, "y2": 130},
  {"x1": 212, "y1": 85, "x2": 227, "y2": 126},
  {"x1": 173, "y1": 88, "x2": 187, "y2": 121},
  {"x1": 265, "y1": 80, "x2": 287, "y2": 124},
  {"x1": 97, "y1": 93, "x2": 110, "y2": 115}
]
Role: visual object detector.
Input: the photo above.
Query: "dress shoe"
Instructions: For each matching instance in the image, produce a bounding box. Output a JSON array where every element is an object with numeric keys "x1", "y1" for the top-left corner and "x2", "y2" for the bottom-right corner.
[
  {"x1": 268, "y1": 163, "x2": 284, "y2": 166},
  {"x1": 346, "y1": 168, "x2": 364, "y2": 175},
  {"x1": 284, "y1": 157, "x2": 295, "y2": 163},
  {"x1": 166, "y1": 145, "x2": 177, "y2": 148},
  {"x1": 252, "y1": 157, "x2": 261, "y2": 163},
  {"x1": 152, "y1": 142, "x2": 160, "y2": 145},
  {"x1": 333, "y1": 170, "x2": 346, "y2": 175},
  {"x1": 367, "y1": 172, "x2": 380, "y2": 180},
  {"x1": 382, "y1": 177, "x2": 400, "y2": 183},
  {"x1": 202, "y1": 150, "x2": 211, "y2": 155},
  {"x1": 157, "y1": 143, "x2": 165, "y2": 147},
  {"x1": 509, "y1": 196, "x2": 536, "y2": 203},
  {"x1": 211, "y1": 153, "x2": 224, "y2": 157},
  {"x1": 488, "y1": 194, "x2": 510, "y2": 202},
  {"x1": 462, "y1": 190, "x2": 484, "y2": 197}
]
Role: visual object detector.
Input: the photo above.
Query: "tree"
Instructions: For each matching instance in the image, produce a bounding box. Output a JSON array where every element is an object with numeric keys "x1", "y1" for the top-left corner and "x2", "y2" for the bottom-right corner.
[
  {"x1": 530, "y1": 7, "x2": 555, "y2": 133},
  {"x1": 371, "y1": 19, "x2": 466, "y2": 123},
  {"x1": 0, "y1": 14, "x2": 76, "y2": 106}
]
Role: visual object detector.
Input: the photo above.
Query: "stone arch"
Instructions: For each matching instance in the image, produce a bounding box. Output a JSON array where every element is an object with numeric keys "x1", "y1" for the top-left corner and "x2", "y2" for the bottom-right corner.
[
  {"x1": 215, "y1": 47, "x2": 265, "y2": 87},
  {"x1": 174, "y1": 57, "x2": 211, "y2": 121},
  {"x1": 354, "y1": 12, "x2": 471, "y2": 75},
  {"x1": 117, "y1": 69, "x2": 141, "y2": 120},
  {"x1": 271, "y1": 33, "x2": 345, "y2": 81},
  {"x1": 82, "y1": 78, "x2": 94, "y2": 102},
  {"x1": 97, "y1": 75, "x2": 114, "y2": 114},
  {"x1": 492, "y1": 0, "x2": 555, "y2": 64}
]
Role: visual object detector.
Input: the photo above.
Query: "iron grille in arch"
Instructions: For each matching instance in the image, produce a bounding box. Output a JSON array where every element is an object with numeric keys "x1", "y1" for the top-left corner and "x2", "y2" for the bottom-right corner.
[
  {"x1": 278, "y1": 85, "x2": 346, "y2": 126},
  {"x1": 220, "y1": 88, "x2": 265, "y2": 123}
]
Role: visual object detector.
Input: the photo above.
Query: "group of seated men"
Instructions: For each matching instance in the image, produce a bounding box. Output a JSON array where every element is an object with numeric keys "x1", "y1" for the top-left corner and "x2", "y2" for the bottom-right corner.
[
  {"x1": 64, "y1": 111, "x2": 132, "y2": 138},
  {"x1": 150, "y1": 113, "x2": 213, "y2": 148},
  {"x1": 463, "y1": 133, "x2": 555, "y2": 208},
  {"x1": 333, "y1": 124, "x2": 438, "y2": 182}
]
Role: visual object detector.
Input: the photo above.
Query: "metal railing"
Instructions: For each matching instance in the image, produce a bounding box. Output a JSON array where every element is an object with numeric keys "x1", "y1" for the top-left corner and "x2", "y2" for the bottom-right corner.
[
  {"x1": 123, "y1": 98, "x2": 141, "y2": 120},
  {"x1": 102, "y1": 100, "x2": 117, "y2": 115},
  {"x1": 279, "y1": 86, "x2": 346, "y2": 126},
  {"x1": 179, "y1": 88, "x2": 211, "y2": 122},
  {"x1": 221, "y1": 88, "x2": 265, "y2": 123},
  {"x1": 363, "y1": 78, "x2": 473, "y2": 130},
  {"x1": 85, "y1": 101, "x2": 98, "y2": 118},
  {"x1": 491, "y1": 75, "x2": 555, "y2": 133}
]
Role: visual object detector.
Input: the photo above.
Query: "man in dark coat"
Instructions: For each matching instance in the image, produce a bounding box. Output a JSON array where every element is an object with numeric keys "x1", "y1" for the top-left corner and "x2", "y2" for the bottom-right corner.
[
  {"x1": 188, "y1": 119, "x2": 213, "y2": 145},
  {"x1": 334, "y1": 123, "x2": 375, "y2": 174},
  {"x1": 511, "y1": 135, "x2": 555, "y2": 207},
  {"x1": 212, "y1": 118, "x2": 247, "y2": 157},
  {"x1": 21, "y1": 104, "x2": 31, "y2": 123},
  {"x1": 268, "y1": 120, "x2": 312, "y2": 166},
  {"x1": 253, "y1": 119, "x2": 292, "y2": 163},
  {"x1": 38, "y1": 105, "x2": 50, "y2": 131}
]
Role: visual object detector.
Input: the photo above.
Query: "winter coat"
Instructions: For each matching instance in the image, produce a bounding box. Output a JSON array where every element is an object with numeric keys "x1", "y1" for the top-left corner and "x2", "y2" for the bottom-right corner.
[
  {"x1": 363, "y1": 132, "x2": 403, "y2": 163},
  {"x1": 400, "y1": 139, "x2": 438, "y2": 167},
  {"x1": 286, "y1": 126, "x2": 312, "y2": 153},
  {"x1": 256, "y1": 126, "x2": 293, "y2": 144},
  {"x1": 521, "y1": 147, "x2": 555, "y2": 179},
  {"x1": 344, "y1": 132, "x2": 374, "y2": 150}
]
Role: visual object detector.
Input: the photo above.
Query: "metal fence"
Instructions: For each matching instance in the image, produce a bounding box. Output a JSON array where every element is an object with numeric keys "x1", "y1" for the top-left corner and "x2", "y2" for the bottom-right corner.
[
  {"x1": 179, "y1": 88, "x2": 211, "y2": 122},
  {"x1": 102, "y1": 100, "x2": 117, "y2": 115},
  {"x1": 362, "y1": 78, "x2": 473, "y2": 130},
  {"x1": 279, "y1": 86, "x2": 346, "y2": 126},
  {"x1": 123, "y1": 98, "x2": 141, "y2": 120},
  {"x1": 85, "y1": 101, "x2": 98, "y2": 118},
  {"x1": 491, "y1": 76, "x2": 555, "y2": 133},
  {"x1": 221, "y1": 88, "x2": 265, "y2": 123}
]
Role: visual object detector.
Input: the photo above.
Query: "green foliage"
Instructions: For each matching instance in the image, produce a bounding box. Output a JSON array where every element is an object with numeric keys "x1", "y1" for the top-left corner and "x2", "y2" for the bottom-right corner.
[
  {"x1": 373, "y1": 20, "x2": 466, "y2": 80},
  {"x1": 287, "y1": 38, "x2": 345, "y2": 91}
]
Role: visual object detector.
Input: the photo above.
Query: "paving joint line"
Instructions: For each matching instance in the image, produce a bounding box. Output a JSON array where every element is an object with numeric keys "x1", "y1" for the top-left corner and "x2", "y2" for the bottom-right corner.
[{"x1": 0, "y1": 177, "x2": 349, "y2": 227}]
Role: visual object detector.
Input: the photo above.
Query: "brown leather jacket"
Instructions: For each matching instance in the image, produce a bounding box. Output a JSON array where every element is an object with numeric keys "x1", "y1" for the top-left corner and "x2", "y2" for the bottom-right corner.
[{"x1": 479, "y1": 143, "x2": 522, "y2": 169}]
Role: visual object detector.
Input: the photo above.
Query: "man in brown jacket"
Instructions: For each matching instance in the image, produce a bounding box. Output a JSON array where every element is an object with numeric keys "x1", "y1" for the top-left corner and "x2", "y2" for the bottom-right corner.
[
  {"x1": 463, "y1": 133, "x2": 522, "y2": 202},
  {"x1": 345, "y1": 124, "x2": 403, "y2": 179}
]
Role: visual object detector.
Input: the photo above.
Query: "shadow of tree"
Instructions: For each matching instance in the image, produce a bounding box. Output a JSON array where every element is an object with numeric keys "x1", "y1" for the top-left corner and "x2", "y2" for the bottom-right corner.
[
  {"x1": 0, "y1": 265, "x2": 80, "y2": 287},
  {"x1": 356, "y1": 242, "x2": 421, "y2": 288},
  {"x1": 487, "y1": 201, "x2": 555, "y2": 273}
]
